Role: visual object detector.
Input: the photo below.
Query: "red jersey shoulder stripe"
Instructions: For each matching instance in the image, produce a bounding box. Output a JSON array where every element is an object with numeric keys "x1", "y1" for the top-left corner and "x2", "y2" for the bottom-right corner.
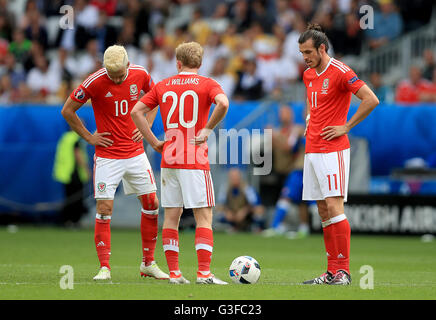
[
  {"x1": 331, "y1": 59, "x2": 350, "y2": 73},
  {"x1": 332, "y1": 59, "x2": 350, "y2": 71},
  {"x1": 129, "y1": 64, "x2": 149, "y2": 74},
  {"x1": 83, "y1": 69, "x2": 107, "y2": 88}
]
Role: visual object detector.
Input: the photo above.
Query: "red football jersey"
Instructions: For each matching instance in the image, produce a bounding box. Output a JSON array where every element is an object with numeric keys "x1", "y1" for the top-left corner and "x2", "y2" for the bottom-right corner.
[
  {"x1": 140, "y1": 71, "x2": 225, "y2": 170},
  {"x1": 70, "y1": 64, "x2": 154, "y2": 159},
  {"x1": 303, "y1": 58, "x2": 365, "y2": 153}
]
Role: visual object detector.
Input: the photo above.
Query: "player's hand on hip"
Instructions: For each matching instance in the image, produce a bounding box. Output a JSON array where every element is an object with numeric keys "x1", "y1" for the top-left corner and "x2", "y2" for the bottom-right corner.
[
  {"x1": 152, "y1": 140, "x2": 165, "y2": 153},
  {"x1": 90, "y1": 131, "x2": 113, "y2": 147},
  {"x1": 190, "y1": 128, "x2": 211, "y2": 145},
  {"x1": 320, "y1": 125, "x2": 349, "y2": 141},
  {"x1": 132, "y1": 128, "x2": 143, "y2": 143}
]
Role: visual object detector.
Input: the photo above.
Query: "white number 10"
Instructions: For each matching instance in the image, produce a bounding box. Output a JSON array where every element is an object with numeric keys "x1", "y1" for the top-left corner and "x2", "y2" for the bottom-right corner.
[
  {"x1": 115, "y1": 100, "x2": 128, "y2": 116},
  {"x1": 163, "y1": 90, "x2": 199, "y2": 129}
]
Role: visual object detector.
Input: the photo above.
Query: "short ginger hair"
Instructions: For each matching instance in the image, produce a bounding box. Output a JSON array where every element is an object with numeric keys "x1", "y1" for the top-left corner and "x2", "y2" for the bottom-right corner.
[{"x1": 175, "y1": 42, "x2": 204, "y2": 69}]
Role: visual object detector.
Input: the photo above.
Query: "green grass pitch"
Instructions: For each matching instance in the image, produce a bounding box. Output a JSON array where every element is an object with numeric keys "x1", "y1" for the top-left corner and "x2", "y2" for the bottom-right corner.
[{"x1": 0, "y1": 226, "x2": 435, "y2": 300}]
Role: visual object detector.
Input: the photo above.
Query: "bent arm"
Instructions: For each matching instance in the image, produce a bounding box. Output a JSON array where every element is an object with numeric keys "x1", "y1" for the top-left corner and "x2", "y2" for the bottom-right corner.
[
  {"x1": 204, "y1": 93, "x2": 230, "y2": 131},
  {"x1": 131, "y1": 101, "x2": 161, "y2": 149},
  {"x1": 345, "y1": 84, "x2": 379, "y2": 131},
  {"x1": 61, "y1": 97, "x2": 94, "y2": 144}
]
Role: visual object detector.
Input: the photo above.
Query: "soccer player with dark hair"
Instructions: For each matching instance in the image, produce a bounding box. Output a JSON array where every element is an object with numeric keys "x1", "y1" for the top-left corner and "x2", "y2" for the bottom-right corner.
[{"x1": 298, "y1": 24, "x2": 379, "y2": 285}]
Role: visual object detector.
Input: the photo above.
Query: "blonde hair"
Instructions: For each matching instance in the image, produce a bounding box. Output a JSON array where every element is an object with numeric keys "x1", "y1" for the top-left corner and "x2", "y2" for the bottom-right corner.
[
  {"x1": 103, "y1": 45, "x2": 129, "y2": 72},
  {"x1": 175, "y1": 42, "x2": 204, "y2": 69}
]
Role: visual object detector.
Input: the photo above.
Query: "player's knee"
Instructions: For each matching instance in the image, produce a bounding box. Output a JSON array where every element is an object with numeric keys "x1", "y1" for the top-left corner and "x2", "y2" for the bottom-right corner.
[
  {"x1": 141, "y1": 192, "x2": 159, "y2": 214},
  {"x1": 97, "y1": 201, "x2": 113, "y2": 216}
]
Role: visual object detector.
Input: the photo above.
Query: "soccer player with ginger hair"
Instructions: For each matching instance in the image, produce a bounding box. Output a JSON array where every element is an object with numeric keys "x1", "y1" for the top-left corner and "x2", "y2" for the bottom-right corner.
[
  {"x1": 298, "y1": 24, "x2": 379, "y2": 285},
  {"x1": 131, "y1": 42, "x2": 230, "y2": 284},
  {"x1": 61, "y1": 45, "x2": 168, "y2": 281}
]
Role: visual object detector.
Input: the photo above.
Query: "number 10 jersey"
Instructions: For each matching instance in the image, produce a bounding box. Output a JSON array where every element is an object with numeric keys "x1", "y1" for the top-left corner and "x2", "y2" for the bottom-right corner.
[{"x1": 70, "y1": 64, "x2": 154, "y2": 159}]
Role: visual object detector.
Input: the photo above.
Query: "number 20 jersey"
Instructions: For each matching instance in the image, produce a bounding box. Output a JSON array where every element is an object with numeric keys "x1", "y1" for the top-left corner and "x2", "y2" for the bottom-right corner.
[
  {"x1": 70, "y1": 64, "x2": 154, "y2": 159},
  {"x1": 139, "y1": 71, "x2": 225, "y2": 170}
]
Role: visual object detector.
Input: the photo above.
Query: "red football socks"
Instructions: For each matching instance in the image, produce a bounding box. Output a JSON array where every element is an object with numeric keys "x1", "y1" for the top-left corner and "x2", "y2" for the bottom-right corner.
[
  {"x1": 332, "y1": 216, "x2": 351, "y2": 274},
  {"x1": 195, "y1": 227, "x2": 213, "y2": 277},
  {"x1": 162, "y1": 228, "x2": 180, "y2": 277},
  {"x1": 141, "y1": 210, "x2": 158, "y2": 266},
  {"x1": 322, "y1": 221, "x2": 338, "y2": 275},
  {"x1": 94, "y1": 214, "x2": 111, "y2": 269},
  {"x1": 322, "y1": 214, "x2": 350, "y2": 274}
]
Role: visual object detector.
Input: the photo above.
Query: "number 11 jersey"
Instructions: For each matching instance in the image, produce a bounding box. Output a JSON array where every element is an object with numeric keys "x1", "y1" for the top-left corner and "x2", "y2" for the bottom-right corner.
[
  {"x1": 140, "y1": 71, "x2": 224, "y2": 170},
  {"x1": 70, "y1": 64, "x2": 154, "y2": 159}
]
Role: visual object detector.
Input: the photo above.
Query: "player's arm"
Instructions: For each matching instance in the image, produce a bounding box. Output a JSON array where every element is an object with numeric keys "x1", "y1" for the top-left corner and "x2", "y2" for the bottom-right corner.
[
  {"x1": 304, "y1": 98, "x2": 310, "y2": 136},
  {"x1": 131, "y1": 107, "x2": 159, "y2": 143},
  {"x1": 61, "y1": 97, "x2": 113, "y2": 147},
  {"x1": 131, "y1": 101, "x2": 164, "y2": 153},
  {"x1": 192, "y1": 93, "x2": 229, "y2": 145},
  {"x1": 321, "y1": 84, "x2": 379, "y2": 141}
]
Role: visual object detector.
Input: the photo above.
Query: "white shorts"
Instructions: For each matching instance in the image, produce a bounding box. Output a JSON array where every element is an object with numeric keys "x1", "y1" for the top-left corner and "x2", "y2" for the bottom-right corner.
[
  {"x1": 93, "y1": 153, "x2": 157, "y2": 199},
  {"x1": 161, "y1": 168, "x2": 215, "y2": 209},
  {"x1": 302, "y1": 148, "x2": 350, "y2": 202}
]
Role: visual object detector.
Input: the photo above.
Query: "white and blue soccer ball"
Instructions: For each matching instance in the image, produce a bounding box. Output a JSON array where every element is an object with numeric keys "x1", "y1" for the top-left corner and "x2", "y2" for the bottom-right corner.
[{"x1": 229, "y1": 256, "x2": 261, "y2": 284}]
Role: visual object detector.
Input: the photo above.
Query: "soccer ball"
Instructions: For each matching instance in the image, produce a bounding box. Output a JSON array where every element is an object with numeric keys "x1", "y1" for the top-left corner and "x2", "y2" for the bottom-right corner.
[{"x1": 228, "y1": 256, "x2": 261, "y2": 284}]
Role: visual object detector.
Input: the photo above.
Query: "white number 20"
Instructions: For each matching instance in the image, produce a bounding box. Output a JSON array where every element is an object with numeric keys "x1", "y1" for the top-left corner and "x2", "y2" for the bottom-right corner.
[{"x1": 163, "y1": 90, "x2": 198, "y2": 129}]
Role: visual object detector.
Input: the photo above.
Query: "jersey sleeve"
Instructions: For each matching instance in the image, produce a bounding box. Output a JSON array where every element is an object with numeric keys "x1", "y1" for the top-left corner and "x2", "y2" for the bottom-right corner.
[
  {"x1": 139, "y1": 84, "x2": 159, "y2": 110},
  {"x1": 208, "y1": 78, "x2": 225, "y2": 104},
  {"x1": 142, "y1": 72, "x2": 155, "y2": 93},
  {"x1": 341, "y1": 68, "x2": 365, "y2": 94},
  {"x1": 70, "y1": 84, "x2": 91, "y2": 104}
]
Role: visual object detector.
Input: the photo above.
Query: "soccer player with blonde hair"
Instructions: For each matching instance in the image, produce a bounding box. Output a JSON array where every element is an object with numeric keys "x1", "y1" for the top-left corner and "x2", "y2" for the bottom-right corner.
[
  {"x1": 131, "y1": 42, "x2": 230, "y2": 284},
  {"x1": 61, "y1": 45, "x2": 169, "y2": 281}
]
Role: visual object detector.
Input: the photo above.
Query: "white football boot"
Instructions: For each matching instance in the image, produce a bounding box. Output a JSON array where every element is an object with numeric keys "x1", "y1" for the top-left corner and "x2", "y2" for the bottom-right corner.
[
  {"x1": 93, "y1": 266, "x2": 111, "y2": 280},
  {"x1": 140, "y1": 261, "x2": 169, "y2": 280},
  {"x1": 169, "y1": 274, "x2": 191, "y2": 284},
  {"x1": 196, "y1": 273, "x2": 228, "y2": 285}
]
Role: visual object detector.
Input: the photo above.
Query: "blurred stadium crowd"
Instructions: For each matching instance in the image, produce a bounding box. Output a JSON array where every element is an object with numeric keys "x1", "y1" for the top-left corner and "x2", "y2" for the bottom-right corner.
[{"x1": 0, "y1": 0, "x2": 435, "y2": 105}]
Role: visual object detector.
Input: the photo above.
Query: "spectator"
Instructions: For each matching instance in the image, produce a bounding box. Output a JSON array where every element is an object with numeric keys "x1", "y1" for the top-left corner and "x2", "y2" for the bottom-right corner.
[
  {"x1": 206, "y1": 2, "x2": 230, "y2": 34},
  {"x1": 395, "y1": 66, "x2": 431, "y2": 104},
  {"x1": 420, "y1": 68, "x2": 436, "y2": 103},
  {"x1": 209, "y1": 55, "x2": 235, "y2": 98},
  {"x1": 369, "y1": 72, "x2": 393, "y2": 103},
  {"x1": 229, "y1": 0, "x2": 251, "y2": 33},
  {"x1": 90, "y1": 0, "x2": 118, "y2": 17},
  {"x1": 188, "y1": 7, "x2": 211, "y2": 45},
  {"x1": 366, "y1": 0, "x2": 403, "y2": 50},
  {"x1": 263, "y1": 126, "x2": 310, "y2": 239},
  {"x1": 342, "y1": 12, "x2": 363, "y2": 56},
  {"x1": 53, "y1": 127, "x2": 90, "y2": 227},
  {"x1": 75, "y1": 38, "x2": 102, "y2": 79},
  {"x1": 8, "y1": 29, "x2": 32, "y2": 64},
  {"x1": 283, "y1": 13, "x2": 306, "y2": 73},
  {"x1": 250, "y1": 0, "x2": 276, "y2": 34},
  {"x1": 0, "y1": 53, "x2": 26, "y2": 89},
  {"x1": 94, "y1": 10, "x2": 118, "y2": 53},
  {"x1": 232, "y1": 50, "x2": 264, "y2": 101},
  {"x1": 268, "y1": 41, "x2": 299, "y2": 93},
  {"x1": 422, "y1": 49, "x2": 436, "y2": 81},
  {"x1": 0, "y1": 12, "x2": 13, "y2": 42},
  {"x1": 26, "y1": 54, "x2": 61, "y2": 102},
  {"x1": 24, "y1": 8, "x2": 48, "y2": 49},
  {"x1": 271, "y1": 104, "x2": 302, "y2": 195},
  {"x1": 216, "y1": 167, "x2": 266, "y2": 233},
  {"x1": 200, "y1": 32, "x2": 229, "y2": 77},
  {"x1": 274, "y1": 0, "x2": 296, "y2": 33}
]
